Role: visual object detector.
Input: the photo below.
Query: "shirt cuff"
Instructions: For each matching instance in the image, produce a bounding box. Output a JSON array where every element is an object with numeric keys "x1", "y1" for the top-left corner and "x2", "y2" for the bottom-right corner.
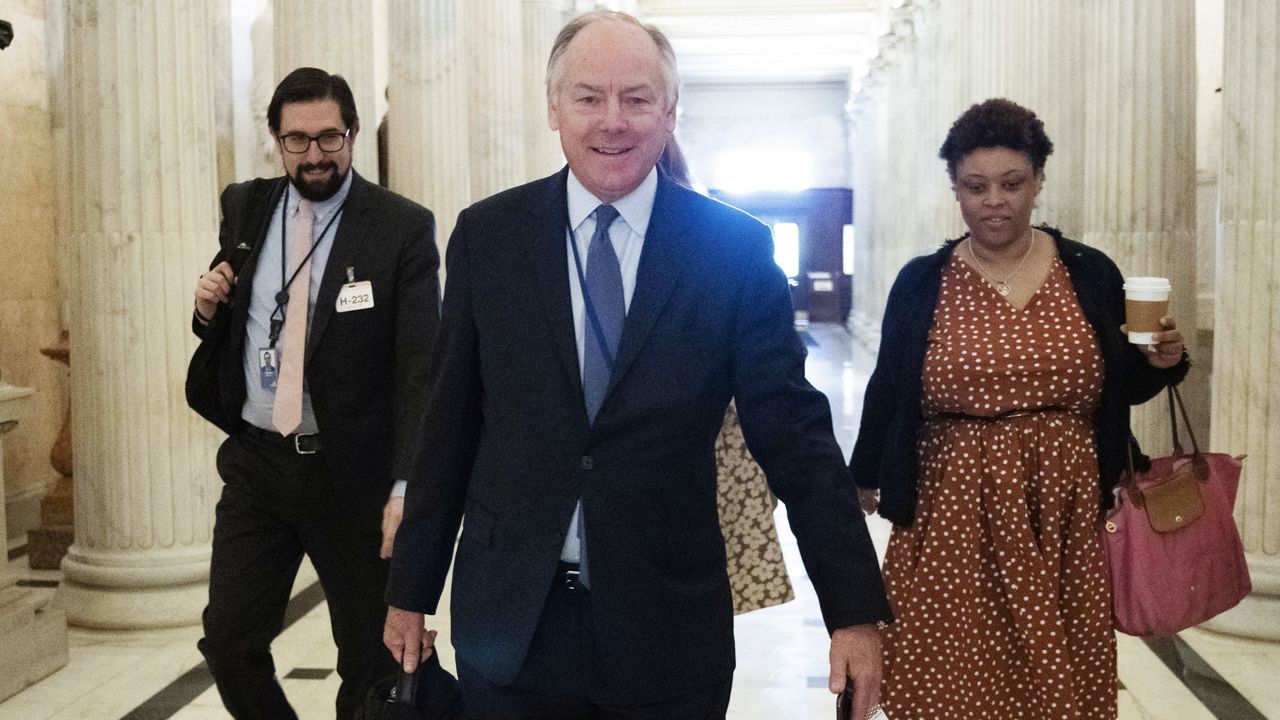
[{"x1": 390, "y1": 480, "x2": 407, "y2": 498}]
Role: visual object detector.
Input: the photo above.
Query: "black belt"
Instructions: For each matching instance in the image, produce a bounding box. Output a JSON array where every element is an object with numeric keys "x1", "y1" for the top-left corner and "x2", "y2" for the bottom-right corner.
[
  {"x1": 241, "y1": 424, "x2": 321, "y2": 454},
  {"x1": 555, "y1": 562, "x2": 587, "y2": 592}
]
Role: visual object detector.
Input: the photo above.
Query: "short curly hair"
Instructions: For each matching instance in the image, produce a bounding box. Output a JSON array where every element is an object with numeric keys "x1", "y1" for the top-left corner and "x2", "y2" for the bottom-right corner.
[{"x1": 939, "y1": 98, "x2": 1053, "y2": 181}]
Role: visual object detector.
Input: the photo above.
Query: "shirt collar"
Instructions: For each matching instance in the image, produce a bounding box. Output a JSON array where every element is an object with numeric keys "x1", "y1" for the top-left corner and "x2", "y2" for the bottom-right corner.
[
  {"x1": 286, "y1": 170, "x2": 354, "y2": 222},
  {"x1": 566, "y1": 167, "x2": 658, "y2": 238}
]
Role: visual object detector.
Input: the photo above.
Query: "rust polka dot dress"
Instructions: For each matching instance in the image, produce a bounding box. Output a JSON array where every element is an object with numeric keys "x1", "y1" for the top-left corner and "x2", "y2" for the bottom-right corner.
[{"x1": 880, "y1": 250, "x2": 1116, "y2": 720}]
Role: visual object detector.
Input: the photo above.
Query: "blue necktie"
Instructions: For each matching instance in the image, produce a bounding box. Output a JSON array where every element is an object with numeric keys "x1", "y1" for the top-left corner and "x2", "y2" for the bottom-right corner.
[
  {"x1": 581, "y1": 204, "x2": 624, "y2": 422},
  {"x1": 575, "y1": 204, "x2": 623, "y2": 586}
]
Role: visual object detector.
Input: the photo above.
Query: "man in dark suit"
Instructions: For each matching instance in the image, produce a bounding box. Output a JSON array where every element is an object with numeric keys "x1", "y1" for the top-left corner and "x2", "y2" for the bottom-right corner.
[
  {"x1": 190, "y1": 67, "x2": 439, "y2": 720},
  {"x1": 384, "y1": 11, "x2": 891, "y2": 719}
]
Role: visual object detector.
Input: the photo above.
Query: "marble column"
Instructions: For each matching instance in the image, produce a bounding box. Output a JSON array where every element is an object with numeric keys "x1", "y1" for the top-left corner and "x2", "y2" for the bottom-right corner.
[
  {"x1": 1082, "y1": 0, "x2": 1199, "y2": 449},
  {"x1": 58, "y1": 0, "x2": 224, "y2": 629},
  {"x1": 1201, "y1": 0, "x2": 1280, "y2": 641},
  {"x1": 523, "y1": 0, "x2": 565, "y2": 181},
  {"x1": 387, "y1": 0, "x2": 472, "y2": 255},
  {"x1": 0, "y1": 383, "x2": 68, "y2": 701},
  {"x1": 274, "y1": 0, "x2": 380, "y2": 179},
  {"x1": 467, "y1": 0, "x2": 527, "y2": 201}
]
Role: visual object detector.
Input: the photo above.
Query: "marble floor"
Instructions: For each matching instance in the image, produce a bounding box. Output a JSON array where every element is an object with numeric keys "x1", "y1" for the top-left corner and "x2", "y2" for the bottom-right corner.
[{"x1": 2, "y1": 323, "x2": 1278, "y2": 719}]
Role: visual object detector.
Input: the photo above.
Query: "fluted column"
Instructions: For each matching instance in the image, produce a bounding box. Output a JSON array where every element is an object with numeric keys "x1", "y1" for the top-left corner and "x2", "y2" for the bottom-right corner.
[
  {"x1": 388, "y1": 0, "x2": 472, "y2": 253},
  {"x1": 274, "y1": 0, "x2": 380, "y2": 179},
  {"x1": 58, "y1": 0, "x2": 224, "y2": 629},
  {"x1": 467, "y1": 0, "x2": 527, "y2": 200},
  {"x1": 1201, "y1": 0, "x2": 1280, "y2": 640},
  {"x1": 1082, "y1": 0, "x2": 1198, "y2": 449},
  {"x1": 524, "y1": 0, "x2": 566, "y2": 180}
]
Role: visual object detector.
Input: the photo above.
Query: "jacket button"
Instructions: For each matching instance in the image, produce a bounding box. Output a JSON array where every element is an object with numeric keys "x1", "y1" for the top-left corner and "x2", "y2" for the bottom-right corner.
[{"x1": 580, "y1": 456, "x2": 594, "y2": 471}]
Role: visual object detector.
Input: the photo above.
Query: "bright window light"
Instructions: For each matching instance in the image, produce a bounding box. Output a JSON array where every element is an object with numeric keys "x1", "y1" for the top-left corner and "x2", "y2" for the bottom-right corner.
[
  {"x1": 714, "y1": 147, "x2": 815, "y2": 194},
  {"x1": 772, "y1": 222, "x2": 800, "y2": 279},
  {"x1": 843, "y1": 224, "x2": 855, "y2": 276}
]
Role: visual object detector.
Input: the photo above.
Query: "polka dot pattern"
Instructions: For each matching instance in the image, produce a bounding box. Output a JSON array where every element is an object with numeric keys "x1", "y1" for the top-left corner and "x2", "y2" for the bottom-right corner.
[{"x1": 880, "y1": 254, "x2": 1117, "y2": 719}]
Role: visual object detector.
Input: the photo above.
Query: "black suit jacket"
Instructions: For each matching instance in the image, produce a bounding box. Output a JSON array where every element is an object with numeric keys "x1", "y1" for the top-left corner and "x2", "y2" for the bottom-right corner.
[
  {"x1": 387, "y1": 169, "x2": 890, "y2": 702},
  {"x1": 848, "y1": 228, "x2": 1190, "y2": 526},
  {"x1": 195, "y1": 172, "x2": 439, "y2": 511}
]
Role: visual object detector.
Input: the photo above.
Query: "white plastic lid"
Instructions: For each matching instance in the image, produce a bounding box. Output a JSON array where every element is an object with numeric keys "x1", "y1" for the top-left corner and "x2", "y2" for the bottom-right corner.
[{"x1": 1123, "y1": 276, "x2": 1172, "y2": 292}]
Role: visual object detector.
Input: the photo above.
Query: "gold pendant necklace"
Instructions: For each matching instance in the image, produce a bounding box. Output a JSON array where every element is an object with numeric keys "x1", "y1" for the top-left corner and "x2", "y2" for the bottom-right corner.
[{"x1": 967, "y1": 229, "x2": 1036, "y2": 296}]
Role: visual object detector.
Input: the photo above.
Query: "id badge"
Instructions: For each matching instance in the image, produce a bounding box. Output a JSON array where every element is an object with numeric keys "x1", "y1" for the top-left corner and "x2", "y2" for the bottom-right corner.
[
  {"x1": 258, "y1": 347, "x2": 279, "y2": 390},
  {"x1": 336, "y1": 280, "x2": 374, "y2": 313}
]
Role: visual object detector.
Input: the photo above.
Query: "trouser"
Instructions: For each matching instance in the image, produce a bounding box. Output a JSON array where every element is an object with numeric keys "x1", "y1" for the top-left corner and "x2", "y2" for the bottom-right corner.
[
  {"x1": 198, "y1": 431, "x2": 398, "y2": 720},
  {"x1": 458, "y1": 567, "x2": 733, "y2": 720}
]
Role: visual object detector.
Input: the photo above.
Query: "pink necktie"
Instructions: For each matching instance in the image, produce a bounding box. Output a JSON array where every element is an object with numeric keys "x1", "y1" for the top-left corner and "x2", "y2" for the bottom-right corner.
[{"x1": 272, "y1": 198, "x2": 314, "y2": 435}]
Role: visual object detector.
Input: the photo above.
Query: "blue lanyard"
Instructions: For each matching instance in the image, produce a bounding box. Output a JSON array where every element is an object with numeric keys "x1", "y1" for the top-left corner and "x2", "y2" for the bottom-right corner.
[{"x1": 567, "y1": 219, "x2": 618, "y2": 372}]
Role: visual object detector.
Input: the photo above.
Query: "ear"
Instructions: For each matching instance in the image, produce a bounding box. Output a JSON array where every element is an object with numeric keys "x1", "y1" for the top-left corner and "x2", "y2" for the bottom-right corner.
[{"x1": 547, "y1": 96, "x2": 560, "y2": 132}]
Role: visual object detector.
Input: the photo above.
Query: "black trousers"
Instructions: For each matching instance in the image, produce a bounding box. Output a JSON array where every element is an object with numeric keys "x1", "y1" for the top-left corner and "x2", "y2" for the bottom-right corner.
[
  {"x1": 199, "y1": 432, "x2": 398, "y2": 720},
  {"x1": 458, "y1": 578, "x2": 732, "y2": 720}
]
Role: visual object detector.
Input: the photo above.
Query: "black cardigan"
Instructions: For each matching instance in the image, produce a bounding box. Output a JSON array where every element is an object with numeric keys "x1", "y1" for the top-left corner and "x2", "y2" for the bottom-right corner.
[{"x1": 848, "y1": 228, "x2": 1189, "y2": 527}]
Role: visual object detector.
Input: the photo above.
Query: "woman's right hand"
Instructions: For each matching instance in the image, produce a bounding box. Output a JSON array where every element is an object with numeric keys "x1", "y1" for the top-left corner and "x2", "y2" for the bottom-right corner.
[{"x1": 857, "y1": 487, "x2": 880, "y2": 516}]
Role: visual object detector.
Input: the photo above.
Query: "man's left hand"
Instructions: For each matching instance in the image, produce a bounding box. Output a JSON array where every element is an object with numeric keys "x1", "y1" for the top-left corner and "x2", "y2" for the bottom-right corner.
[
  {"x1": 829, "y1": 623, "x2": 883, "y2": 718},
  {"x1": 380, "y1": 497, "x2": 404, "y2": 559}
]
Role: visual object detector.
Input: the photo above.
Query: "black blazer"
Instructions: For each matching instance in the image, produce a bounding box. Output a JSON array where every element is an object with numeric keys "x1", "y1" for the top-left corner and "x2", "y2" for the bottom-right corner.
[
  {"x1": 848, "y1": 228, "x2": 1189, "y2": 527},
  {"x1": 195, "y1": 172, "x2": 439, "y2": 511},
  {"x1": 387, "y1": 169, "x2": 891, "y2": 703}
]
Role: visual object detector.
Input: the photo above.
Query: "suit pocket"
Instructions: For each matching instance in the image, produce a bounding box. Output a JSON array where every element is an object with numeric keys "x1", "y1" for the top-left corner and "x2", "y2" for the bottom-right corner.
[{"x1": 461, "y1": 501, "x2": 496, "y2": 547}]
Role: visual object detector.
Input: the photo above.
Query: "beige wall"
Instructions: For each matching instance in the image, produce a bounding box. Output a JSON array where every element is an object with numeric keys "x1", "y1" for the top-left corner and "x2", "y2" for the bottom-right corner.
[{"x1": 0, "y1": 0, "x2": 67, "y2": 538}]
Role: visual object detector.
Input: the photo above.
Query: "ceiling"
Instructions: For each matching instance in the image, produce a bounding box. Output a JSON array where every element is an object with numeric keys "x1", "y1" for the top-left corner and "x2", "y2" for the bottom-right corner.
[{"x1": 636, "y1": 0, "x2": 887, "y2": 87}]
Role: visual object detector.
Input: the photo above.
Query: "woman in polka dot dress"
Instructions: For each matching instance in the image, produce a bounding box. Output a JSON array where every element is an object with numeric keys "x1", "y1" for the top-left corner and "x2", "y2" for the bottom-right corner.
[{"x1": 849, "y1": 99, "x2": 1190, "y2": 719}]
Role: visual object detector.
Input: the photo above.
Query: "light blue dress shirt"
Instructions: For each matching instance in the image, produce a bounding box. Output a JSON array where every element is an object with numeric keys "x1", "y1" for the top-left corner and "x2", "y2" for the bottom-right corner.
[
  {"x1": 240, "y1": 172, "x2": 352, "y2": 434},
  {"x1": 560, "y1": 167, "x2": 657, "y2": 563}
]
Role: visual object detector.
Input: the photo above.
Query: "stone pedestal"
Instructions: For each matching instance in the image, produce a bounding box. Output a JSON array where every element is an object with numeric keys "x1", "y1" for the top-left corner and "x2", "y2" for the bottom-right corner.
[
  {"x1": 0, "y1": 382, "x2": 69, "y2": 702},
  {"x1": 28, "y1": 332, "x2": 73, "y2": 570}
]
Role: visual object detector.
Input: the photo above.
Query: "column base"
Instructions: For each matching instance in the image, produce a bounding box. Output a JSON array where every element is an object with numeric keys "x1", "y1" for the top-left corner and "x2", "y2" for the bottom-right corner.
[
  {"x1": 0, "y1": 584, "x2": 69, "y2": 702},
  {"x1": 1200, "y1": 552, "x2": 1280, "y2": 640},
  {"x1": 56, "y1": 545, "x2": 211, "y2": 629}
]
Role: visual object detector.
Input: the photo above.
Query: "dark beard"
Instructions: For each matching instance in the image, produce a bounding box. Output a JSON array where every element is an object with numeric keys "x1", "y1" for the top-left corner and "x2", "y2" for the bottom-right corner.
[{"x1": 289, "y1": 162, "x2": 347, "y2": 201}]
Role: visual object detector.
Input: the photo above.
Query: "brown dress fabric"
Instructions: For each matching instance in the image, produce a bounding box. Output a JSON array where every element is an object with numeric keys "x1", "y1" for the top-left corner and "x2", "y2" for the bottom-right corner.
[
  {"x1": 881, "y1": 254, "x2": 1117, "y2": 719},
  {"x1": 716, "y1": 401, "x2": 795, "y2": 615}
]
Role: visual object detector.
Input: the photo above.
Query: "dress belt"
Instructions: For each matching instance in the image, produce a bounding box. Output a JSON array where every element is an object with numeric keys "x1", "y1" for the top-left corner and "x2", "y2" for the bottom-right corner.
[
  {"x1": 929, "y1": 406, "x2": 1070, "y2": 422},
  {"x1": 241, "y1": 423, "x2": 321, "y2": 454}
]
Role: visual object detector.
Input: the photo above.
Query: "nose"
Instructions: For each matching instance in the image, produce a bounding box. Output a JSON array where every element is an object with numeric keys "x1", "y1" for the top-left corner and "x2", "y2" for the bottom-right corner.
[
  {"x1": 600, "y1": 98, "x2": 627, "y2": 131},
  {"x1": 303, "y1": 141, "x2": 326, "y2": 164},
  {"x1": 982, "y1": 188, "x2": 1004, "y2": 206}
]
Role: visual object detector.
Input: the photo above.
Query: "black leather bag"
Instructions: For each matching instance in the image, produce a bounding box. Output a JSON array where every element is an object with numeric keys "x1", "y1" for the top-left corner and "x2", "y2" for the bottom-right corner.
[
  {"x1": 185, "y1": 178, "x2": 282, "y2": 433},
  {"x1": 354, "y1": 653, "x2": 464, "y2": 720}
]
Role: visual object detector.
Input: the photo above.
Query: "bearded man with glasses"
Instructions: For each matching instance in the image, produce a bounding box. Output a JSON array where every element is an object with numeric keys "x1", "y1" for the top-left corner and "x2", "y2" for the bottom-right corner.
[{"x1": 188, "y1": 66, "x2": 440, "y2": 720}]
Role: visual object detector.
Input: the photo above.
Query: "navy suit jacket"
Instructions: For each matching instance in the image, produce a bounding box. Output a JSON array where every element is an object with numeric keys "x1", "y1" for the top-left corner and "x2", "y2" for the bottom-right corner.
[{"x1": 387, "y1": 168, "x2": 889, "y2": 702}]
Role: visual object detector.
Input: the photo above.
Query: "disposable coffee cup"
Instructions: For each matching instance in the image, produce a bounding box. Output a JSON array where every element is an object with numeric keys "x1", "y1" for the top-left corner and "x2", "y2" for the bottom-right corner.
[{"x1": 1124, "y1": 277, "x2": 1171, "y2": 344}]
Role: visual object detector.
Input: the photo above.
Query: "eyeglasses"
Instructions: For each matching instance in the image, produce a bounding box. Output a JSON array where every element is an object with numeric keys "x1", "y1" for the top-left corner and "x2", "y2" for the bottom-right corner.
[{"x1": 278, "y1": 128, "x2": 350, "y2": 154}]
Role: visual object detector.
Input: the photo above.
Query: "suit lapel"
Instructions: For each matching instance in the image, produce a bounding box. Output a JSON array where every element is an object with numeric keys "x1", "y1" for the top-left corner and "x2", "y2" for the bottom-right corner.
[
  {"x1": 604, "y1": 173, "x2": 693, "y2": 400},
  {"x1": 524, "y1": 169, "x2": 585, "y2": 399},
  {"x1": 306, "y1": 172, "x2": 370, "y2": 365}
]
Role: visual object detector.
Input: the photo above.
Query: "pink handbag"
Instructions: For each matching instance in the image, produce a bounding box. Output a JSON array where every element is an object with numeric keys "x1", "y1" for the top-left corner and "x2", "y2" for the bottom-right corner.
[{"x1": 1104, "y1": 386, "x2": 1250, "y2": 637}]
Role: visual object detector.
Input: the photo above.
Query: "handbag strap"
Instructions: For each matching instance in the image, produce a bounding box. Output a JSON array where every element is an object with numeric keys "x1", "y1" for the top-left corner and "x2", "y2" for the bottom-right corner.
[{"x1": 1164, "y1": 384, "x2": 1212, "y2": 485}]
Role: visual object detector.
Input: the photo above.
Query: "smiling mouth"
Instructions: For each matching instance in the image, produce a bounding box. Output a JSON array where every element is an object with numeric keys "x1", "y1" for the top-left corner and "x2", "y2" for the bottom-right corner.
[{"x1": 592, "y1": 147, "x2": 631, "y2": 156}]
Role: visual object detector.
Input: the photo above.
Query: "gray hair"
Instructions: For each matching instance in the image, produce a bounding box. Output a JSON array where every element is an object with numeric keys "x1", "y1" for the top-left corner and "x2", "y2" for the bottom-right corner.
[{"x1": 545, "y1": 10, "x2": 679, "y2": 107}]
